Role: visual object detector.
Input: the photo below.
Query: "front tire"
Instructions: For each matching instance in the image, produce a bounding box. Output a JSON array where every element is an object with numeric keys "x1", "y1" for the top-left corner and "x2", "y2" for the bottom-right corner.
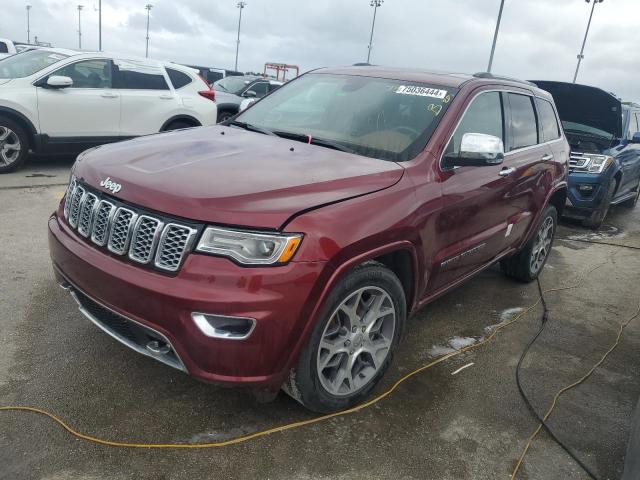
[
  {"x1": 622, "y1": 183, "x2": 640, "y2": 208},
  {"x1": 500, "y1": 205, "x2": 557, "y2": 283},
  {"x1": 583, "y1": 178, "x2": 616, "y2": 229},
  {"x1": 0, "y1": 117, "x2": 29, "y2": 173},
  {"x1": 284, "y1": 263, "x2": 406, "y2": 413}
]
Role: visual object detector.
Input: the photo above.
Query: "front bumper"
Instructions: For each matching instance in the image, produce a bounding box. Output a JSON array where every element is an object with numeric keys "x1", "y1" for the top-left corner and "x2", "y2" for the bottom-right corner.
[
  {"x1": 49, "y1": 211, "x2": 327, "y2": 389},
  {"x1": 564, "y1": 170, "x2": 614, "y2": 217}
]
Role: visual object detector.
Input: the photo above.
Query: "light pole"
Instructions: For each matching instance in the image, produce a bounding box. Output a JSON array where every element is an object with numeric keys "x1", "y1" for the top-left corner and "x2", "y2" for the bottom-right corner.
[
  {"x1": 366, "y1": 0, "x2": 383, "y2": 64},
  {"x1": 573, "y1": 0, "x2": 604, "y2": 83},
  {"x1": 26, "y1": 5, "x2": 32, "y2": 44},
  {"x1": 98, "y1": 0, "x2": 102, "y2": 51},
  {"x1": 235, "y1": 1, "x2": 246, "y2": 71},
  {"x1": 145, "y1": 4, "x2": 153, "y2": 58},
  {"x1": 487, "y1": 0, "x2": 505, "y2": 73},
  {"x1": 77, "y1": 5, "x2": 83, "y2": 49}
]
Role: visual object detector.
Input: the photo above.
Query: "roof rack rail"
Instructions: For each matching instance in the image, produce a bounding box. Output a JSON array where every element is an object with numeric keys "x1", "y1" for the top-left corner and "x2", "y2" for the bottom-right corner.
[{"x1": 473, "y1": 72, "x2": 536, "y2": 87}]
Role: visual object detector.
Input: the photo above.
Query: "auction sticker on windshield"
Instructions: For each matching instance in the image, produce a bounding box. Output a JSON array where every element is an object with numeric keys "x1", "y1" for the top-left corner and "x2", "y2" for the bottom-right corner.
[{"x1": 395, "y1": 85, "x2": 447, "y2": 99}]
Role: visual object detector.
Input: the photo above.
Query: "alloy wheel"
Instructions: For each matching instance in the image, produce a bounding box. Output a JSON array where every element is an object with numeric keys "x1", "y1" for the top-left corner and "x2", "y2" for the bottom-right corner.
[
  {"x1": 530, "y1": 216, "x2": 554, "y2": 274},
  {"x1": 316, "y1": 286, "x2": 396, "y2": 397},
  {"x1": 0, "y1": 126, "x2": 21, "y2": 167}
]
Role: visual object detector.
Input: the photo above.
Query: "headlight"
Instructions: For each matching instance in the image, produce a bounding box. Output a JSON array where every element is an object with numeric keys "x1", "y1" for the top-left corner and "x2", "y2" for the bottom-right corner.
[
  {"x1": 196, "y1": 227, "x2": 303, "y2": 265},
  {"x1": 571, "y1": 154, "x2": 613, "y2": 174}
]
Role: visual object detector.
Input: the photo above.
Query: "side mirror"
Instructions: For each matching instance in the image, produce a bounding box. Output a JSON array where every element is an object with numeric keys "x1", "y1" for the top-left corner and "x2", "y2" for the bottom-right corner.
[
  {"x1": 443, "y1": 133, "x2": 505, "y2": 169},
  {"x1": 631, "y1": 132, "x2": 640, "y2": 143},
  {"x1": 243, "y1": 90, "x2": 257, "y2": 98},
  {"x1": 46, "y1": 75, "x2": 73, "y2": 89}
]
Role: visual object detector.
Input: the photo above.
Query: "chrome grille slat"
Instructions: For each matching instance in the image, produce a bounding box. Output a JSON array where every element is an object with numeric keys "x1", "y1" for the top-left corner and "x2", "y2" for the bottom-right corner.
[
  {"x1": 68, "y1": 186, "x2": 86, "y2": 228},
  {"x1": 129, "y1": 216, "x2": 164, "y2": 264},
  {"x1": 77, "y1": 193, "x2": 98, "y2": 237},
  {"x1": 107, "y1": 207, "x2": 138, "y2": 255},
  {"x1": 63, "y1": 180, "x2": 196, "y2": 272},
  {"x1": 63, "y1": 176, "x2": 77, "y2": 219},
  {"x1": 91, "y1": 200, "x2": 116, "y2": 246},
  {"x1": 155, "y1": 224, "x2": 197, "y2": 272}
]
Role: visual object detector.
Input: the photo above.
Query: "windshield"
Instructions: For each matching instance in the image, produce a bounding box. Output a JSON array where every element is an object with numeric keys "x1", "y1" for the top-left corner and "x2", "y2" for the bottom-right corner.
[
  {"x1": 236, "y1": 73, "x2": 456, "y2": 161},
  {"x1": 562, "y1": 120, "x2": 613, "y2": 140},
  {"x1": 0, "y1": 49, "x2": 69, "y2": 78},
  {"x1": 214, "y1": 76, "x2": 253, "y2": 94}
]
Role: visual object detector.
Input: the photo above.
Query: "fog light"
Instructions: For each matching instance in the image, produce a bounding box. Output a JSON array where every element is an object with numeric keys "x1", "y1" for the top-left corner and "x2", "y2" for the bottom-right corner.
[{"x1": 192, "y1": 313, "x2": 256, "y2": 340}]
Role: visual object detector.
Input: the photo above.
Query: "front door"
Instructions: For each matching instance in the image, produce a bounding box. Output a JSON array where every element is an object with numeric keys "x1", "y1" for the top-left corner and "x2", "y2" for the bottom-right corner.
[
  {"x1": 431, "y1": 90, "x2": 515, "y2": 290},
  {"x1": 36, "y1": 59, "x2": 120, "y2": 138}
]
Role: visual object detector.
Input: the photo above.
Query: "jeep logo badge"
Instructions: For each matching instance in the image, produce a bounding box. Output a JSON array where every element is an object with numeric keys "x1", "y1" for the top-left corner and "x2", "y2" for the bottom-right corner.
[{"x1": 100, "y1": 177, "x2": 122, "y2": 194}]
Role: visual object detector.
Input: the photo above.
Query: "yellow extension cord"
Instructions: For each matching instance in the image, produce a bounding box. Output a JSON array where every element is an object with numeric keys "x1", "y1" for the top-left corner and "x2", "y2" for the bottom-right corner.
[{"x1": 0, "y1": 261, "x2": 636, "y2": 480}]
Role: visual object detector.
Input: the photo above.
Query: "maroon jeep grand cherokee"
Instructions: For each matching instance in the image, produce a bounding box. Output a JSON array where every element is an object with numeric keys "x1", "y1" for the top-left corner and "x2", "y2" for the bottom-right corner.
[{"x1": 49, "y1": 67, "x2": 568, "y2": 412}]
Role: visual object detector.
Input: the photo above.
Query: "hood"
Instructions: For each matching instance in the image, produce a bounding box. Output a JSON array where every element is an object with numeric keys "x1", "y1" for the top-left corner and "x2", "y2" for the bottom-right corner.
[
  {"x1": 0, "y1": 79, "x2": 13, "y2": 86},
  {"x1": 530, "y1": 80, "x2": 622, "y2": 139},
  {"x1": 74, "y1": 126, "x2": 404, "y2": 229}
]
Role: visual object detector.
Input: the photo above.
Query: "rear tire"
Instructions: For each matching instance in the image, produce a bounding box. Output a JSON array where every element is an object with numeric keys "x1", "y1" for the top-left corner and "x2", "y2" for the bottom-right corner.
[
  {"x1": 284, "y1": 263, "x2": 406, "y2": 413},
  {"x1": 0, "y1": 116, "x2": 29, "y2": 173},
  {"x1": 583, "y1": 178, "x2": 616, "y2": 229},
  {"x1": 500, "y1": 205, "x2": 557, "y2": 283},
  {"x1": 217, "y1": 111, "x2": 235, "y2": 123}
]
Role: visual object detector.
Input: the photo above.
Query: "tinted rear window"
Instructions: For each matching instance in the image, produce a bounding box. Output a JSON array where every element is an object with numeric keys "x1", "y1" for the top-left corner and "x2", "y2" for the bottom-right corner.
[
  {"x1": 508, "y1": 93, "x2": 538, "y2": 150},
  {"x1": 0, "y1": 42, "x2": 8, "y2": 54},
  {"x1": 536, "y1": 98, "x2": 561, "y2": 142},
  {"x1": 166, "y1": 68, "x2": 192, "y2": 89}
]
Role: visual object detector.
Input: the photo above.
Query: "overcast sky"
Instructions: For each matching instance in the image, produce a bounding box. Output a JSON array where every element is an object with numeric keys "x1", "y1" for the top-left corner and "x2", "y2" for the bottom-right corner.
[{"x1": 2, "y1": 0, "x2": 639, "y2": 99}]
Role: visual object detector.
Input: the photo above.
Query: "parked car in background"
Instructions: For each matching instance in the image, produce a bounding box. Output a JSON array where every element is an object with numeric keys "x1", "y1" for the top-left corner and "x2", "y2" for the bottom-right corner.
[
  {"x1": 187, "y1": 65, "x2": 243, "y2": 85},
  {"x1": 0, "y1": 38, "x2": 18, "y2": 59},
  {"x1": 0, "y1": 48, "x2": 217, "y2": 172},
  {"x1": 214, "y1": 75, "x2": 282, "y2": 122},
  {"x1": 532, "y1": 81, "x2": 640, "y2": 228},
  {"x1": 49, "y1": 67, "x2": 568, "y2": 412}
]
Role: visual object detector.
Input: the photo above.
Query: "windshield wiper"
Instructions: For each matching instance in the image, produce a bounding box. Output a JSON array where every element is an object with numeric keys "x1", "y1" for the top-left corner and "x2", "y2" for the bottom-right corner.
[
  {"x1": 272, "y1": 130, "x2": 354, "y2": 154},
  {"x1": 227, "y1": 120, "x2": 277, "y2": 137}
]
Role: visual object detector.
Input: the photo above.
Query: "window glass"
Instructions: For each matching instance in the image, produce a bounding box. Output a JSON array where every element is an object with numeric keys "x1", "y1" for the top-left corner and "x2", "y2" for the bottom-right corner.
[
  {"x1": 0, "y1": 42, "x2": 8, "y2": 54},
  {"x1": 536, "y1": 98, "x2": 561, "y2": 142},
  {"x1": 166, "y1": 68, "x2": 192, "y2": 89},
  {"x1": 51, "y1": 59, "x2": 112, "y2": 88},
  {"x1": 214, "y1": 76, "x2": 252, "y2": 95},
  {"x1": 508, "y1": 93, "x2": 538, "y2": 150},
  {"x1": 237, "y1": 73, "x2": 456, "y2": 162},
  {"x1": 445, "y1": 91, "x2": 503, "y2": 155},
  {"x1": 0, "y1": 49, "x2": 69, "y2": 78},
  {"x1": 114, "y1": 60, "x2": 168, "y2": 90},
  {"x1": 248, "y1": 82, "x2": 269, "y2": 97}
]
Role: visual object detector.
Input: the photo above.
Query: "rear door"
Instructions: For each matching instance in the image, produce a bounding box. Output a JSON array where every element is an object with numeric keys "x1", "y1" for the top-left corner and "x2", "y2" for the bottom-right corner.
[
  {"x1": 114, "y1": 59, "x2": 180, "y2": 136},
  {"x1": 36, "y1": 58, "x2": 121, "y2": 138},
  {"x1": 496, "y1": 92, "x2": 555, "y2": 249}
]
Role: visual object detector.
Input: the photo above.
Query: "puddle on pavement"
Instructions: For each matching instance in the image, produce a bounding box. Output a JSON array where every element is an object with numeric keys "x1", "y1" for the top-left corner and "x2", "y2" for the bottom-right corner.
[{"x1": 426, "y1": 307, "x2": 526, "y2": 359}]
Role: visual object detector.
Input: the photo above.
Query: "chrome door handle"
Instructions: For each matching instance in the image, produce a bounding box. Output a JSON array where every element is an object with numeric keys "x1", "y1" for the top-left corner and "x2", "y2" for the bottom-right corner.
[
  {"x1": 101, "y1": 92, "x2": 118, "y2": 98},
  {"x1": 541, "y1": 153, "x2": 554, "y2": 161},
  {"x1": 159, "y1": 94, "x2": 174, "y2": 100},
  {"x1": 499, "y1": 167, "x2": 516, "y2": 177}
]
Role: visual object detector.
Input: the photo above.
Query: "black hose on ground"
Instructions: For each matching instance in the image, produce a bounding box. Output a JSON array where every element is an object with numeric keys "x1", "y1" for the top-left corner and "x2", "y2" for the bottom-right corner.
[{"x1": 514, "y1": 276, "x2": 601, "y2": 480}]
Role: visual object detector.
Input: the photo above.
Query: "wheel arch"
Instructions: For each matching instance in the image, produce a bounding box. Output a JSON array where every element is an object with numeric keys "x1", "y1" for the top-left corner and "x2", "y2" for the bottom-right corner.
[
  {"x1": 275, "y1": 240, "x2": 420, "y2": 389},
  {"x1": 159, "y1": 115, "x2": 201, "y2": 132},
  {"x1": 0, "y1": 106, "x2": 38, "y2": 150}
]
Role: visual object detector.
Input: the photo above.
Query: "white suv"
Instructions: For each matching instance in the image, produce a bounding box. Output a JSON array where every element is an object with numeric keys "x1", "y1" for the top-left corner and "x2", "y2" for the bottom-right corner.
[{"x1": 0, "y1": 48, "x2": 217, "y2": 172}]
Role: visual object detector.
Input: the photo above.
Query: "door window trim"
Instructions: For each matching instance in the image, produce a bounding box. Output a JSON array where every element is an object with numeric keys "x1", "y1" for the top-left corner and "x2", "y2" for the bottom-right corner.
[{"x1": 438, "y1": 88, "x2": 566, "y2": 172}]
